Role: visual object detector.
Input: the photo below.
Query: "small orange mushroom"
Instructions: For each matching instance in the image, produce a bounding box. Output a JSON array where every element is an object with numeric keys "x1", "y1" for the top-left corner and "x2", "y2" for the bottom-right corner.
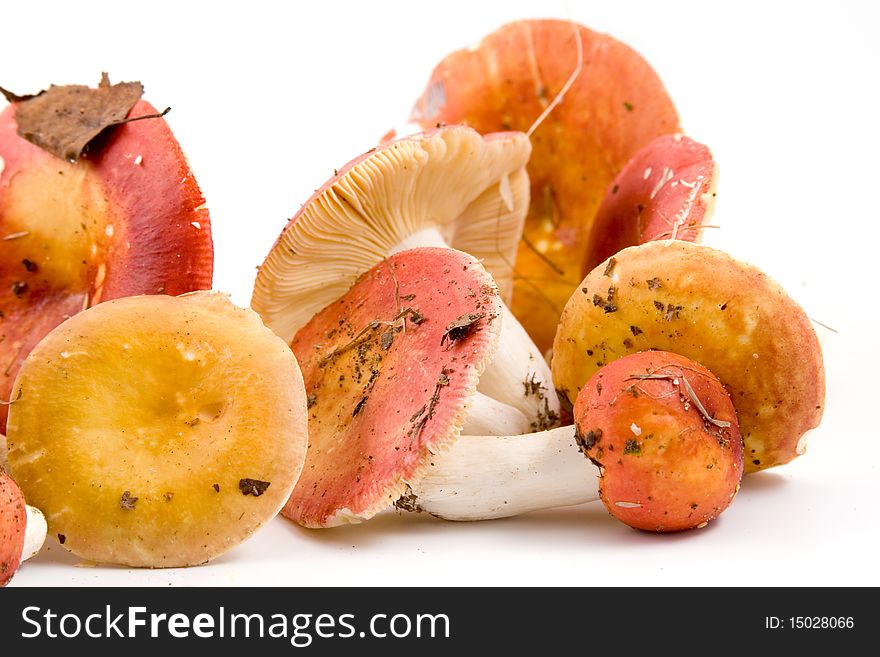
[{"x1": 574, "y1": 351, "x2": 743, "y2": 532}]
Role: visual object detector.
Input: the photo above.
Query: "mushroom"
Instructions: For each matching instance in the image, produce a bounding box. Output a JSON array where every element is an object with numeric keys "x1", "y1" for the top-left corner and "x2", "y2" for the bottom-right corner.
[
  {"x1": 0, "y1": 79, "x2": 213, "y2": 433},
  {"x1": 409, "y1": 19, "x2": 681, "y2": 351},
  {"x1": 552, "y1": 241, "x2": 825, "y2": 472},
  {"x1": 582, "y1": 134, "x2": 718, "y2": 274},
  {"x1": 1, "y1": 469, "x2": 46, "y2": 586},
  {"x1": 284, "y1": 247, "x2": 517, "y2": 527},
  {"x1": 574, "y1": 351, "x2": 743, "y2": 532},
  {"x1": 402, "y1": 238, "x2": 824, "y2": 521},
  {"x1": 6, "y1": 291, "x2": 307, "y2": 567},
  {"x1": 252, "y1": 125, "x2": 559, "y2": 430}
]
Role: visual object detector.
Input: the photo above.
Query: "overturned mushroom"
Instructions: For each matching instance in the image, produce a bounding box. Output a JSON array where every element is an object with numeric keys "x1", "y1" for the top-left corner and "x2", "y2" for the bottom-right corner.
[
  {"x1": 1, "y1": 469, "x2": 46, "y2": 586},
  {"x1": 409, "y1": 20, "x2": 681, "y2": 351},
  {"x1": 286, "y1": 248, "x2": 556, "y2": 527},
  {"x1": 253, "y1": 126, "x2": 558, "y2": 428},
  {"x1": 6, "y1": 292, "x2": 308, "y2": 567},
  {"x1": 553, "y1": 241, "x2": 825, "y2": 472}
]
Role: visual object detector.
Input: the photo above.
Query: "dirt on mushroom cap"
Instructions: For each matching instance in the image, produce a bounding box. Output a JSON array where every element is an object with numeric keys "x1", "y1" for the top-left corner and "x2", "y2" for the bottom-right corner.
[
  {"x1": 553, "y1": 240, "x2": 825, "y2": 473},
  {"x1": 410, "y1": 19, "x2": 680, "y2": 351},
  {"x1": 574, "y1": 351, "x2": 743, "y2": 532},
  {"x1": 284, "y1": 247, "x2": 502, "y2": 528},
  {"x1": 6, "y1": 292, "x2": 306, "y2": 568}
]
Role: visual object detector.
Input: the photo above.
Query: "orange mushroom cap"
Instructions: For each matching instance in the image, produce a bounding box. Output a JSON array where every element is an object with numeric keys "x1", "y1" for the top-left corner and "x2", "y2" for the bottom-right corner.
[
  {"x1": 410, "y1": 19, "x2": 680, "y2": 351},
  {"x1": 574, "y1": 351, "x2": 743, "y2": 532}
]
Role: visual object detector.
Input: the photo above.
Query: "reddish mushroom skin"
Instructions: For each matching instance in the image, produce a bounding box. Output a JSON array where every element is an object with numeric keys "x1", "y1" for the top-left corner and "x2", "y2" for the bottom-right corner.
[
  {"x1": 0, "y1": 99, "x2": 213, "y2": 431},
  {"x1": 582, "y1": 134, "x2": 717, "y2": 274},
  {"x1": 411, "y1": 19, "x2": 680, "y2": 351},
  {"x1": 574, "y1": 351, "x2": 743, "y2": 532},
  {"x1": 0, "y1": 470, "x2": 26, "y2": 586},
  {"x1": 285, "y1": 247, "x2": 502, "y2": 527}
]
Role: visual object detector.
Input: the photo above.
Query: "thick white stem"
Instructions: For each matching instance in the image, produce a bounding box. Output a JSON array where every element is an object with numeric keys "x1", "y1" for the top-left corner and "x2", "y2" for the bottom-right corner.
[
  {"x1": 388, "y1": 226, "x2": 451, "y2": 252},
  {"x1": 389, "y1": 227, "x2": 560, "y2": 430},
  {"x1": 476, "y1": 304, "x2": 560, "y2": 430},
  {"x1": 411, "y1": 425, "x2": 600, "y2": 520},
  {"x1": 23, "y1": 505, "x2": 47, "y2": 561},
  {"x1": 461, "y1": 392, "x2": 530, "y2": 436}
]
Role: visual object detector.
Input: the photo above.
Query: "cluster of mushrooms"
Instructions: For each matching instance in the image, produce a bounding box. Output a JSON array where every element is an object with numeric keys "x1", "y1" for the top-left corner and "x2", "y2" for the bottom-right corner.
[{"x1": 0, "y1": 20, "x2": 824, "y2": 583}]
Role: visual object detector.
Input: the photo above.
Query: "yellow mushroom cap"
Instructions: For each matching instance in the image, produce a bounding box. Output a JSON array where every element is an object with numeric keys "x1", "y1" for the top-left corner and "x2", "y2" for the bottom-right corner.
[
  {"x1": 552, "y1": 241, "x2": 824, "y2": 472},
  {"x1": 7, "y1": 291, "x2": 307, "y2": 567}
]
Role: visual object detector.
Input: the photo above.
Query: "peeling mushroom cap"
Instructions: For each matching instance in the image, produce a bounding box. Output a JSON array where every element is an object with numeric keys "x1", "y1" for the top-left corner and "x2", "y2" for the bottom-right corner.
[
  {"x1": 552, "y1": 241, "x2": 825, "y2": 472},
  {"x1": 6, "y1": 292, "x2": 307, "y2": 567},
  {"x1": 284, "y1": 247, "x2": 502, "y2": 527},
  {"x1": 582, "y1": 134, "x2": 718, "y2": 274},
  {"x1": 252, "y1": 125, "x2": 530, "y2": 343},
  {"x1": 0, "y1": 98, "x2": 213, "y2": 432},
  {"x1": 1, "y1": 470, "x2": 26, "y2": 586},
  {"x1": 410, "y1": 19, "x2": 680, "y2": 351}
]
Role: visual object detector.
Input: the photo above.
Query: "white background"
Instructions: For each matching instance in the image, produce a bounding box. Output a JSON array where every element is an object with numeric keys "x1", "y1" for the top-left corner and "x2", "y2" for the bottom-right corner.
[{"x1": 4, "y1": 0, "x2": 878, "y2": 586}]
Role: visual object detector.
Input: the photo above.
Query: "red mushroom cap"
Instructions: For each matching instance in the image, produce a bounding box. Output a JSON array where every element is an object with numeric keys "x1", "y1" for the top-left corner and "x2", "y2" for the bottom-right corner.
[
  {"x1": 583, "y1": 134, "x2": 718, "y2": 274},
  {"x1": 1, "y1": 470, "x2": 26, "y2": 586},
  {"x1": 0, "y1": 97, "x2": 213, "y2": 431},
  {"x1": 410, "y1": 19, "x2": 680, "y2": 351},
  {"x1": 284, "y1": 247, "x2": 502, "y2": 527}
]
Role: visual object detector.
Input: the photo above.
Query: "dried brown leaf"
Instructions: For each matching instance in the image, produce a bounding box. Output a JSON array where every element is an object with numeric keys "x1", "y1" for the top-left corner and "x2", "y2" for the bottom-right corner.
[{"x1": 1, "y1": 73, "x2": 168, "y2": 162}]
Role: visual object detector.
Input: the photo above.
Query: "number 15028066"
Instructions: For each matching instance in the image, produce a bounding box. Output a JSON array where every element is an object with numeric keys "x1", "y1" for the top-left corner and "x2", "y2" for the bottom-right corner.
[{"x1": 765, "y1": 617, "x2": 854, "y2": 629}]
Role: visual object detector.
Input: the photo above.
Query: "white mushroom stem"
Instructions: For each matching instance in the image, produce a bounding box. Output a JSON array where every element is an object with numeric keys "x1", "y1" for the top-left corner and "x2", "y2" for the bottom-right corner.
[
  {"x1": 389, "y1": 227, "x2": 560, "y2": 429},
  {"x1": 409, "y1": 425, "x2": 600, "y2": 520},
  {"x1": 23, "y1": 505, "x2": 47, "y2": 561},
  {"x1": 461, "y1": 392, "x2": 531, "y2": 436}
]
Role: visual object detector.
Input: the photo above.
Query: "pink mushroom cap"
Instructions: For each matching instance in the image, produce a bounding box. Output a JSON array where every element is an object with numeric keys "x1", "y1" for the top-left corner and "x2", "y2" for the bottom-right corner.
[{"x1": 284, "y1": 247, "x2": 503, "y2": 527}]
